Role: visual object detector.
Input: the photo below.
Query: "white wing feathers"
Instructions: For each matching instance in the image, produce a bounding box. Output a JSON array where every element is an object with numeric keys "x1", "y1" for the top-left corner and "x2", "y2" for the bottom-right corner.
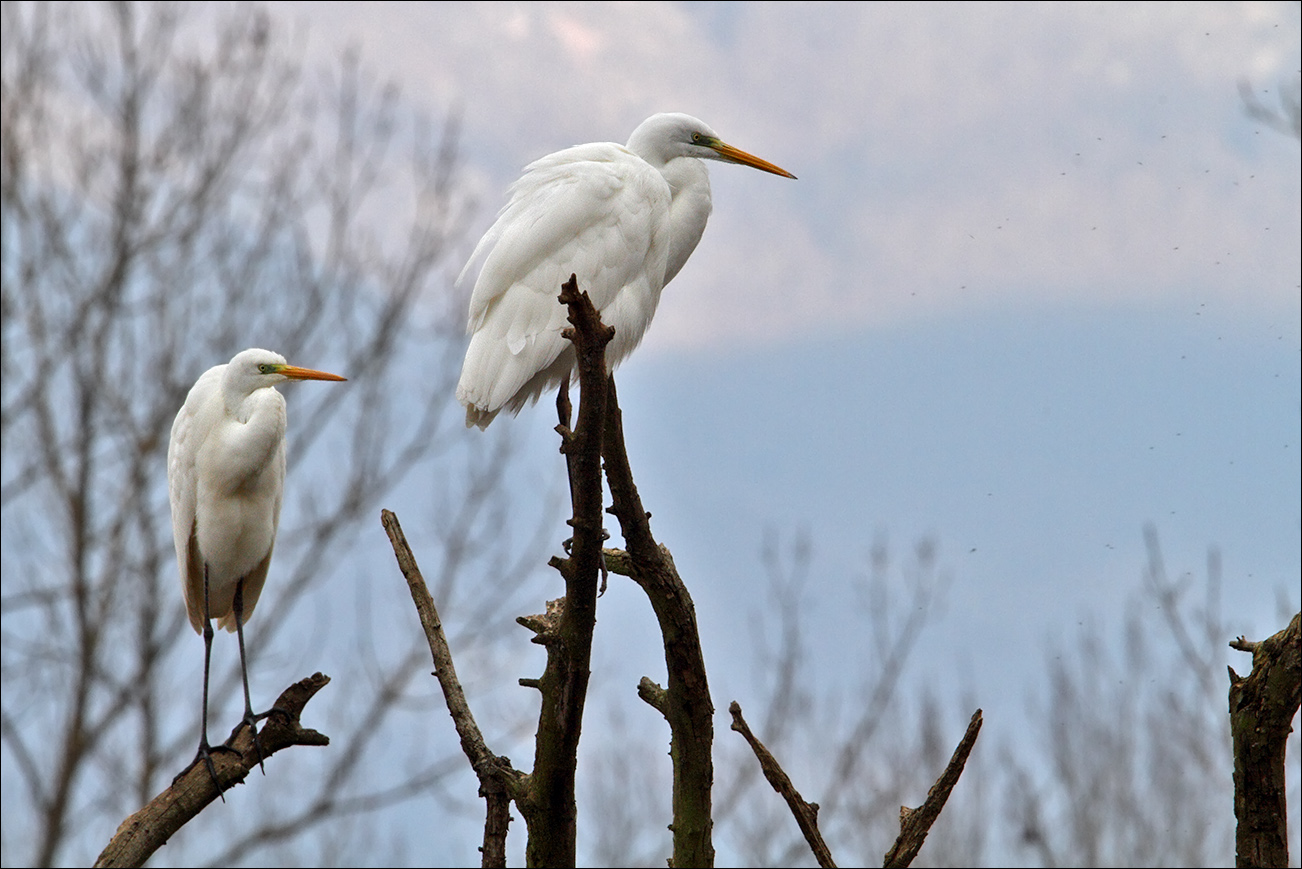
[
  {"x1": 457, "y1": 143, "x2": 672, "y2": 424},
  {"x1": 168, "y1": 363, "x2": 223, "y2": 633},
  {"x1": 168, "y1": 361, "x2": 286, "y2": 633}
]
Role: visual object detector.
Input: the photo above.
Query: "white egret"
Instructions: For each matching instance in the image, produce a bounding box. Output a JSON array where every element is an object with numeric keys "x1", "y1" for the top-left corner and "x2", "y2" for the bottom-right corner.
[
  {"x1": 456, "y1": 113, "x2": 795, "y2": 429},
  {"x1": 168, "y1": 348, "x2": 346, "y2": 790}
]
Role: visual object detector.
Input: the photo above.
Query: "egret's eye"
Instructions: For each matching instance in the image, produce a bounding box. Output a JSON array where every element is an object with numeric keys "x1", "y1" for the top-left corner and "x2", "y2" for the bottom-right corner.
[
  {"x1": 691, "y1": 132, "x2": 703, "y2": 144},
  {"x1": 258, "y1": 364, "x2": 275, "y2": 374}
]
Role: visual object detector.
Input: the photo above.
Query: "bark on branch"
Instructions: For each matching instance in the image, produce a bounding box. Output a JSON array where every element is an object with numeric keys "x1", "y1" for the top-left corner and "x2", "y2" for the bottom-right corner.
[
  {"x1": 1229, "y1": 612, "x2": 1301, "y2": 869},
  {"x1": 93, "y1": 673, "x2": 331, "y2": 869},
  {"x1": 883, "y1": 708, "x2": 983, "y2": 868},
  {"x1": 602, "y1": 378, "x2": 717, "y2": 868},
  {"x1": 381, "y1": 509, "x2": 523, "y2": 868},
  {"x1": 729, "y1": 700, "x2": 835, "y2": 868},
  {"x1": 514, "y1": 274, "x2": 612, "y2": 866}
]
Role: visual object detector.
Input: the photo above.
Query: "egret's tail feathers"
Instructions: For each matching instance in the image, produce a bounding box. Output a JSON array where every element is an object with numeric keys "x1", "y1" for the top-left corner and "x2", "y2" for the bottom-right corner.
[{"x1": 464, "y1": 404, "x2": 499, "y2": 430}]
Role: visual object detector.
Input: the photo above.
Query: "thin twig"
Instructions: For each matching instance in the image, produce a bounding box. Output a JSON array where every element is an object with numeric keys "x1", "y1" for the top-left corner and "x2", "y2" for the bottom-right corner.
[
  {"x1": 883, "y1": 708, "x2": 983, "y2": 868},
  {"x1": 729, "y1": 700, "x2": 836, "y2": 868},
  {"x1": 380, "y1": 509, "x2": 520, "y2": 868}
]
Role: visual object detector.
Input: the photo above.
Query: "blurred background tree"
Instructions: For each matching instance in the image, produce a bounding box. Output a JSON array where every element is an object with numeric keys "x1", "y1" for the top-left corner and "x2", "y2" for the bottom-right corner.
[{"x1": 1, "y1": 2, "x2": 550, "y2": 865}]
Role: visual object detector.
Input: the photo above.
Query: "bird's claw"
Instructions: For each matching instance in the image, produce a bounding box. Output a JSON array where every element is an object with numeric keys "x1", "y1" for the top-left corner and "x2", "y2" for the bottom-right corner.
[
  {"x1": 598, "y1": 529, "x2": 610, "y2": 596},
  {"x1": 232, "y1": 708, "x2": 271, "y2": 776},
  {"x1": 177, "y1": 738, "x2": 241, "y2": 801},
  {"x1": 561, "y1": 529, "x2": 611, "y2": 595}
]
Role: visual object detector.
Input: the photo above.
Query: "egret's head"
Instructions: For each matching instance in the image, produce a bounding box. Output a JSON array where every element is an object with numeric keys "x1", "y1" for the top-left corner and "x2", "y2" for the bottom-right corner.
[
  {"x1": 628, "y1": 113, "x2": 796, "y2": 178},
  {"x1": 225, "y1": 348, "x2": 346, "y2": 397}
]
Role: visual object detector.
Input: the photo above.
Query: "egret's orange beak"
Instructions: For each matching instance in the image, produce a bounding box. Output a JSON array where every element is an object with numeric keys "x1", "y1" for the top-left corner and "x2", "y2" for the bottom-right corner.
[
  {"x1": 278, "y1": 365, "x2": 347, "y2": 382},
  {"x1": 710, "y1": 141, "x2": 797, "y2": 179}
]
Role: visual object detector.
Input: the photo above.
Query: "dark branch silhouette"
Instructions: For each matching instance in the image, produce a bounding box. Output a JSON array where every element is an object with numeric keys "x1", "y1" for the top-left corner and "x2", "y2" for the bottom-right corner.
[
  {"x1": 385, "y1": 276, "x2": 614, "y2": 865},
  {"x1": 506, "y1": 274, "x2": 614, "y2": 866}
]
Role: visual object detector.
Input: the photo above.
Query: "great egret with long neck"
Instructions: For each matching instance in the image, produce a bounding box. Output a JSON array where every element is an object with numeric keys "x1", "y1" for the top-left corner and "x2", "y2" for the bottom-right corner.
[
  {"x1": 456, "y1": 113, "x2": 795, "y2": 429},
  {"x1": 168, "y1": 348, "x2": 346, "y2": 792}
]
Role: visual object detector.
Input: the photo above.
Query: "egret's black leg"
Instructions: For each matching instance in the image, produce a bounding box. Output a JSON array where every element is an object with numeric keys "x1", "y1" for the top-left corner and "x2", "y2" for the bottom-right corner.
[
  {"x1": 233, "y1": 579, "x2": 268, "y2": 775},
  {"x1": 184, "y1": 564, "x2": 226, "y2": 800}
]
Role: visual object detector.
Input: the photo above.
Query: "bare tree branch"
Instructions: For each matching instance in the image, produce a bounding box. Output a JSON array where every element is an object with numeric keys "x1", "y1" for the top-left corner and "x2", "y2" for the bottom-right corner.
[
  {"x1": 729, "y1": 700, "x2": 836, "y2": 869},
  {"x1": 883, "y1": 708, "x2": 983, "y2": 868},
  {"x1": 601, "y1": 378, "x2": 717, "y2": 869},
  {"x1": 509, "y1": 275, "x2": 611, "y2": 866},
  {"x1": 1239, "y1": 78, "x2": 1302, "y2": 140},
  {"x1": 1229, "y1": 613, "x2": 1301, "y2": 868},
  {"x1": 93, "y1": 673, "x2": 331, "y2": 869},
  {"x1": 381, "y1": 509, "x2": 523, "y2": 868}
]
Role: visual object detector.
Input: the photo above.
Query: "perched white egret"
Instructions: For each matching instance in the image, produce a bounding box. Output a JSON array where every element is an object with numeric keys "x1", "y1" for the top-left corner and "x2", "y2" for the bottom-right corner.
[
  {"x1": 456, "y1": 112, "x2": 795, "y2": 429},
  {"x1": 168, "y1": 348, "x2": 346, "y2": 789}
]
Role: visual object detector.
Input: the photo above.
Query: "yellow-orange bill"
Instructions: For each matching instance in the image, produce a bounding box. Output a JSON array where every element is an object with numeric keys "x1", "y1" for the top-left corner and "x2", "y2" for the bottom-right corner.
[
  {"x1": 279, "y1": 364, "x2": 347, "y2": 382},
  {"x1": 711, "y1": 141, "x2": 797, "y2": 179}
]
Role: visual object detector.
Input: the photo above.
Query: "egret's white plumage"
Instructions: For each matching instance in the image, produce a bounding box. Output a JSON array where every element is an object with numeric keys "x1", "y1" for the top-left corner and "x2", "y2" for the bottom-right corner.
[
  {"x1": 457, "y1": 113, "x2": 795, "y2": 429},
  {"x1": 169, "y1": 348, "x2": 346, "y2": 634},
  {"x1": 167, "y1": 347, "x2": 345, "y2": 786}
]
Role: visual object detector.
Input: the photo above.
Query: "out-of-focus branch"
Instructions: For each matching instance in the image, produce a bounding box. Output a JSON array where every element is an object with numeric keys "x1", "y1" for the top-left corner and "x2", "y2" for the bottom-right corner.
[
  {"x1": 2, "y1": 2, "x2": 521, "y2": 866},
  {"x1": 381, "y1": 509, "x2": 522, "y2": 868},
  {"x1": 1229, "y1": 613, "x2": 1301, "y2": 869},
  {"x1": 92, "y1": 673, "x2": 331, "y2": 869},
  {"x1": 883, "y1": 708, "x2": 983, "y2": 868},
  {"x1": 603, "y1": 377, "x2": 715, "y2": 869},
  {"x1": 1238, "y1": 79, "x2": 1301, "y2": 140},
  {"x1": 729, "y1": 701, "x2": 835, "y2": 869}
]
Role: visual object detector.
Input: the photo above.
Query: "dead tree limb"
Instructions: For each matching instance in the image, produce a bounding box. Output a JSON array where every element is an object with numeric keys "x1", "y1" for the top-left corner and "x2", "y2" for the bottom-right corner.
[
  {"x1": 729, "y1": 700, "x2": 835, "y2": 868},
  {"x1": 603, "y1": 379, "x2": 716, "y2": 868},
  {"x1": 518, "y1": 274, "x2": 612, "y2": 866},
  {"x1": 883, "y1": 708, "x2": 983, "y2": 868},
  {"x1": 92, "y1": 673, "x2": 331, "y2": 869},
  {"x1": 1229, "y1": 612, "x2": 1301, "y2": 869},
  {"x1": 385, "y1": 276, "x2": 614, "y2": 867},
  {"x1": 381, "y1": 509, "x2": 523, "y2": 868}
]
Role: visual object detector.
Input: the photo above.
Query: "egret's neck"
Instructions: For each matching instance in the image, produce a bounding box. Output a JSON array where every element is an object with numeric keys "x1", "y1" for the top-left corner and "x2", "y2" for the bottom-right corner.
[
  {"x1": 660, "y1": 157, "x2": 713, "y2": 286},
  {"x1": 211, "y1": 383, "x2": 286, "y2": 488}
]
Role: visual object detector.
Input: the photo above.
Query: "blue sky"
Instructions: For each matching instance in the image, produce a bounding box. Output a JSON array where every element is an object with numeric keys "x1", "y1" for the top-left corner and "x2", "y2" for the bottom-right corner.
[
  {"x1": 270, "y1": 1, "x2": 1299, "y2": 634},
  {"x1": 266, "y1": 0, "x2": 1298, "y2": 859}
]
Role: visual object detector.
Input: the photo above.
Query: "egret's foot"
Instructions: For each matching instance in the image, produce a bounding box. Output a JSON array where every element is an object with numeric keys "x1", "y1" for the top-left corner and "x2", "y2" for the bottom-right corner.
[
  {"x1": 598, "y1": 536, "x2": 609, "y2": 596},
  {"x1": 233, "y1": 708, "x2": 272, "y2": 776},
  {"x1": 561, "y1": 529, "x2": 611, "y2": 595},
  {"x1": 176, "y1": 738, "x2": 240, "y2": 801}
]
